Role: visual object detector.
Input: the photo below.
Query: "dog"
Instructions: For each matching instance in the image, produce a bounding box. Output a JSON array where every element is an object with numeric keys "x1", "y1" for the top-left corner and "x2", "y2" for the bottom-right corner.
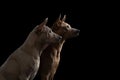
[
  {"x1": 0, "y1": 18, "x2": 62, "y2": 80},
  {"x1": 39, "y1": 15, "x2": 80, "y2": 80}
]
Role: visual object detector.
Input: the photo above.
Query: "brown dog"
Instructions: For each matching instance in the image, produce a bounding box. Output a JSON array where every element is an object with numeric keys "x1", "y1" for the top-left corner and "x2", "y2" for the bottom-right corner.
[
  {"x1": 39, "y1": 15, "x2": 80, "y2": 80},
  {"x1": 0, "y1": 18, "x2": 62, "y2": 80}
]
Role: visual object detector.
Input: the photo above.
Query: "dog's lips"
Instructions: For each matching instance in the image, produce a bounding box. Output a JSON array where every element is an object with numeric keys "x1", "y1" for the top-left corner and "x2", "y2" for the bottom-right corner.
[
  {"x1": 75, "y1": 30, "x2": 80, "y2": 36},
  {"x1": 76, "y1": 33, "x2": 79, "y2": 36},
  {"x1": 75, "y1": 32, "x2": 79, "y2": 37}
]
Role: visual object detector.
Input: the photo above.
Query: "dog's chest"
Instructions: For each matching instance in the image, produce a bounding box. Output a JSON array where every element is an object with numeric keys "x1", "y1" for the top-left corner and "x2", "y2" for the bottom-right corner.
[
  {"x1": 50, "y1": 50, "x2": 60, "y2": 66},
  {"x1": 31, "y1": 57, "x2": 40, "y2": 70},
  {"x1": 26, "y1": 56, "x2": 40, "y2": 75},
  {"x1": 19, "y1": 53, "x2": 40, "y2": 78}
]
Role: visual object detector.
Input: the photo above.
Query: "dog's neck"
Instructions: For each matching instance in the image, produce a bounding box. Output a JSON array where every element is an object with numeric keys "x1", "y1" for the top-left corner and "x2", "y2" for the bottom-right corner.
[
  {"x1": 56, "y1": 39, "x2": 65, "y2": 48},
  {"x1": 21, "y1": 31, "x2": 48, "y2": 56},
  {"x1": 51, "y1": 39, "x2": 65, "y2": 56}
]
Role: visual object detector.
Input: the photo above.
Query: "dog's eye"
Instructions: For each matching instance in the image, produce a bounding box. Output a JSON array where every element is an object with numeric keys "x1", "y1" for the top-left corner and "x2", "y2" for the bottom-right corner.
[
  {"x1": 49, "y1": 30, "x2": 52, "y2": 33},
  {"x1": 66, "y1": 25, "x2": 70, "y2": 28},
  {"x1": 63, "y1": 27, "x2": 68, "y2": 32}
]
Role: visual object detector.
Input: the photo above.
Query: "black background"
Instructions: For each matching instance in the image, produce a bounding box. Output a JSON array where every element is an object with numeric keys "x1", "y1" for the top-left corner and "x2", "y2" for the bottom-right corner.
[{"x1": 0, "y1": 1, "x2": 113, "y2": 80}]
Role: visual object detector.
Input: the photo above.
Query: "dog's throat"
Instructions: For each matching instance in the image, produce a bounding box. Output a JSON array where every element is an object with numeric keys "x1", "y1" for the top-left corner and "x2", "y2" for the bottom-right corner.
[
  {"x1": 38, "y1": 44, "x2": 48, "y2": 54},
  {"x1": 53, "y1": 40, "x2": 65, "y2": 53}
]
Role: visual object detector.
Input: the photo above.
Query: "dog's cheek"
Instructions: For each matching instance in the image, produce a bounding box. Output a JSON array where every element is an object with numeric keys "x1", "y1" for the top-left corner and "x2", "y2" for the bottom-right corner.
[
  {"x1": 47, "y1": 33, "x2": 54, "y2": 42},
  {"x1": 66, "y1": 31, "x2": 73, "y2": 38}
]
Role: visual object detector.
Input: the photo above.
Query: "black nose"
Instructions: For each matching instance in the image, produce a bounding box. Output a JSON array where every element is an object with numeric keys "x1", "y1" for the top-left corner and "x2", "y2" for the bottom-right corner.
[
  {"x1": 75, "y1": 30, "x2": 80, "y2": 34},
  {"x1": 59, "y1": 36, "x2": 62, "y2": 40},
  {"x1": 58, "y1": 36, "x2": 62, "y2": 41}
]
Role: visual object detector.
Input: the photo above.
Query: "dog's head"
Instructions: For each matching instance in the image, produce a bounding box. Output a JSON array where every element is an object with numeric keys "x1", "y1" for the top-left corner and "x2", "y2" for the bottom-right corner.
[
  {"x1": 52, "y1": 14, "x2": 80, "y2": 39},
  {"x1": 35, "y1": 18, "x2": 62, "y2": 43}
]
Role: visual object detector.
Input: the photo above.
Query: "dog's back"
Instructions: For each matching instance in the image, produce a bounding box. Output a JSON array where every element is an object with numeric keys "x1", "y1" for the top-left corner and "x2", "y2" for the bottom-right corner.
[{"x1": 39, "y1": 15, "x2": 80, "y2": 80}]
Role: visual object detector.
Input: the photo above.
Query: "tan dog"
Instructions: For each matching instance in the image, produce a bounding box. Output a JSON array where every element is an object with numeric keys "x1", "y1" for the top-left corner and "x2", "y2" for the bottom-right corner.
[
  {"x1": 39, "y1": 15, "x2": 80, "y2": 80},
  {"x1": 0, "y1": 18, "x2": 62, "y2": 80}
]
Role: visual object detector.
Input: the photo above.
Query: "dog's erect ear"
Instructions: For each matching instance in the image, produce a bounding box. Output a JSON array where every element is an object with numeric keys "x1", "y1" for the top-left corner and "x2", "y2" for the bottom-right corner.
[
  {"x1": 40, "y1": 18, "x2": 48, "y2": 26},
  {"x1": 52, "y1": 14, "x2": 61, "y2": 31},
  {"x1": 52, "y1": 14, "x2": 61, "y2": 28},
  {"x1": 39, "y1": 18, "x2": 48, "y2": 28},
  {"x1": 62, "y1": 15, "x2": 66, "y2": 21},
  {"x1": 36, "y1": 18, "x2": 48, "y2": 32},
  {"x1": 56, "y1": 14, "x2": 61, "y2": 22},
  {"x1": 58, "y1": 14, "x2": 61, "y2": 20}
]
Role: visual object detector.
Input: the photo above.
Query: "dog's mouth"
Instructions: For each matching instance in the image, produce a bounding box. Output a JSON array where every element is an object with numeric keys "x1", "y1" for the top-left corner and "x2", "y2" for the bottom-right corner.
[
  {"x1": 74, "y1": 30, "x2": 80, "y2": 36},
  {"x1": 76, "y1": 32, "x2": 79, "y2": 36}
]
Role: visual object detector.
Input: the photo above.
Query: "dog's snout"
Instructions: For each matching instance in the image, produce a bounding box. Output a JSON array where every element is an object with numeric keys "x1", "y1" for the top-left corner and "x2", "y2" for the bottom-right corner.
[
  {"x1": 75, "y1": 29, "x2": 80, "y2": 35},
  {"x1": 77, "y1": 30, "x2": 80, "y2": 33}
]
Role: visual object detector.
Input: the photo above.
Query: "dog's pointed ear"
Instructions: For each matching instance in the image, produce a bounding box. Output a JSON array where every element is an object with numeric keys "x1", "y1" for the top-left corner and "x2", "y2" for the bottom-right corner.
[
  {"x1": 52, "y1": 14, "x2": 61, "y2": 27},
  {"x1": 36, "y1": 18, "x2": 48, "y2": 31},
  {"x1": 56, "y1": 14, "x2": 61, "y2": 22},
  {"x1": 58, "y1": 14, "x2": 61, "y2": 20},
  {"x1": 40, "y1": 17, "x2": 48, "y2": 26},
  {"x1": 52, "y1": 14, "x2": 61, "y2": 31},
  {"x1": 62, "y1": 15, "x2": 66, "y2": 21}
]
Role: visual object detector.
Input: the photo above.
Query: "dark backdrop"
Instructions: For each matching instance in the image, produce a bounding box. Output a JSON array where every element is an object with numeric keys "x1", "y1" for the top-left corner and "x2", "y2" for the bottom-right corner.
[{"x1": 0, "y1": 1, "x2": 110, "y2": 80}]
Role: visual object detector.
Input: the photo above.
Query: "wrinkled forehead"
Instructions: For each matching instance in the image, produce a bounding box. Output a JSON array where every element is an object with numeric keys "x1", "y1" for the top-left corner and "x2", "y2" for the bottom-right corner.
[{"x1": 61, "y1": 22, "x2": 71, "y2": 28}]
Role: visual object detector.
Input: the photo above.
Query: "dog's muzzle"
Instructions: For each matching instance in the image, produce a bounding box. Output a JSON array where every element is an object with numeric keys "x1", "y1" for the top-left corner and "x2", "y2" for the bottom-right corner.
[{"x1": 75, "y1": 29, "x2": 80, "y2": 36}]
